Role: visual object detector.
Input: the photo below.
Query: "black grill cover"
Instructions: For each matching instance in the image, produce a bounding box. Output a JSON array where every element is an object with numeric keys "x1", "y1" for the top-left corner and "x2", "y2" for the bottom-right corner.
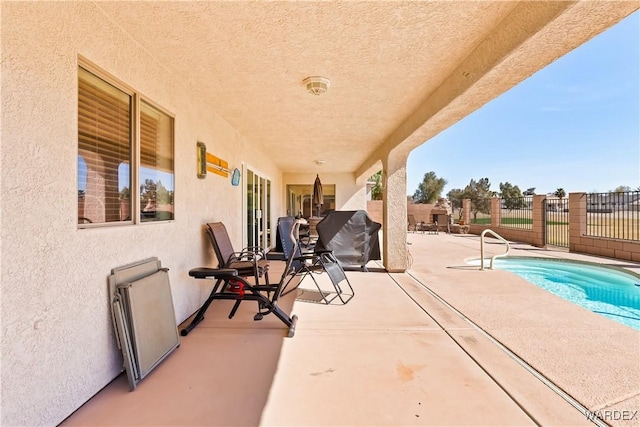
[{"x1": 315, "y1": 210, "x2": 381, "y2": 269}]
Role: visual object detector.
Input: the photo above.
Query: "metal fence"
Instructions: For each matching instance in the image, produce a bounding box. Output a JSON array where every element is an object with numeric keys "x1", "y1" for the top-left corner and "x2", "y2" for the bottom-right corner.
[
  {"x1": 585, "y1": 191, "x2": 640, "y2": 241},
  {"x1": 499, "y1": 196, "x2": 533, "y2": 229},
  {"x1": 545, "y1": 198, "x2": 569, "y2": 247}
]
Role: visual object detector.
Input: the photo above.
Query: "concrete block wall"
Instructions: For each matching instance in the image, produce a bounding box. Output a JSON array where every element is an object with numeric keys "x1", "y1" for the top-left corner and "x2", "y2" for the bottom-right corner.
[
  {"x1": 366, "y1": 200, "x2": 437, "y2": 226},
  {"x1": 570, "y1": 236, "x2": 640, "y2": 262},
  {"x1": 466, "y1": 193, "x2": 640, "y2": 261},
  {"x1": 371, "y1": 195, "x2": 639, "y2": 262},
  {"x1": 468, "y1": 197, "x2": 545, "y2": 247},
  {"x1": 408, "y1": 203, "x2": 438, "y2": 223},
  {"x1": 569, "y1": 193, "x2": 640, "y2": 262},
  {"x1": 486, "y1": 227, "x2": 543, "y2": 247},
  {"x1": 366, "y1": 200, "x2": 383, "y2": 224}
]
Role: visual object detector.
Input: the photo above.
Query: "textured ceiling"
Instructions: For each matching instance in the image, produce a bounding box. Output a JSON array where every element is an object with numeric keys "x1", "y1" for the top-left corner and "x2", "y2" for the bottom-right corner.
[{"x1": 96, "y1": 1, "x2": 636, "y2": 175}]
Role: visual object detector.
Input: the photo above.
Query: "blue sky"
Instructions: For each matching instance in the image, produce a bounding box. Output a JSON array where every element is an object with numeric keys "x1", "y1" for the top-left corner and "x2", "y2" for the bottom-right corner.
[{"x1": 407, "y1": 11, "x2": 640, "y2": 197}]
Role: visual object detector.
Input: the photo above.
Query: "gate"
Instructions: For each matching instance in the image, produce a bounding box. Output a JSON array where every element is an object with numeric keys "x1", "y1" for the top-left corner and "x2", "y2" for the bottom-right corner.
[{"x1": 544, "y1": 199, "x2": 569, "y2": 248}]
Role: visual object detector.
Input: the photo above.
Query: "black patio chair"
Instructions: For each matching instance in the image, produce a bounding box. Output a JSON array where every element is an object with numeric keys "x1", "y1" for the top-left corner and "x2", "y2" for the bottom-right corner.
[
  {"x1": 278, "y1": 217, "x2": 354, "y2": 305},
  {"x1": 206, "y1": 222, "x2": 270, "y2": 287},
  {"x1": 181, "y1": 220, "x2": 304, "y2": 337}
]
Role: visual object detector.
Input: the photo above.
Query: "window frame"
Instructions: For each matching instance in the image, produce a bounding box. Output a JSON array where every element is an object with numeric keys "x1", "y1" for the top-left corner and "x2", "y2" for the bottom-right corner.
[{"x1": 77, "y1": 57, "x2": 175, "y2": 228}]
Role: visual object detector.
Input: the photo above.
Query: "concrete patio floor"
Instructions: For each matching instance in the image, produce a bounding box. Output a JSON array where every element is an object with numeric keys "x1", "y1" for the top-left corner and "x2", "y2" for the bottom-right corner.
[{"x1": 62, "y1": 233, "x2": 639, "y2": 426}]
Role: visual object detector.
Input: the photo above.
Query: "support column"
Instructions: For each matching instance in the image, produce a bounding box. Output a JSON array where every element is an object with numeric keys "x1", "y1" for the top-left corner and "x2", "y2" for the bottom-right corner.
[
  {"x1": 382, "y1": 156, "x2": 408, "y2": 273},
  {"x1": 569, "y1": 192, "x2": 586, "y2": 252},
  {"x1": 532, "y1": 194, "x2": 546, "y2": 247},
  {"x1": 491, "y1": 198, "x2": 501, "y2": 228}
]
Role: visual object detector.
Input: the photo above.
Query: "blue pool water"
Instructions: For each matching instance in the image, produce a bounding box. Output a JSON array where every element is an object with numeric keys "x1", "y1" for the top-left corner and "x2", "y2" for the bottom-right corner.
[{"x1": 475, "y1": 257, "x2": 640, "y2": 331}]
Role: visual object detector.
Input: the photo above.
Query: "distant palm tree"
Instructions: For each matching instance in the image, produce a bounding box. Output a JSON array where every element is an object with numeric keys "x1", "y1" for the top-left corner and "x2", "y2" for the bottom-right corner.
[{"x1": 554, "y1": 188, "x2": 566, "y2": 210}]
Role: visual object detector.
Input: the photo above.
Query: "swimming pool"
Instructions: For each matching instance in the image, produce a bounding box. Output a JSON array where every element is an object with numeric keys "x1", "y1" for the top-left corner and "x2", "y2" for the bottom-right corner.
[{"x1": 471, "y1": 257, "x2": 640, "y2": 331}]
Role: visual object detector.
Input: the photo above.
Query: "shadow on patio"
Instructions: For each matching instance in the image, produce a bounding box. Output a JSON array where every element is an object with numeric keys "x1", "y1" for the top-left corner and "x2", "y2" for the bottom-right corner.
[{"x1": 62, "y1": 234, "x2": 640, "y2": 426}]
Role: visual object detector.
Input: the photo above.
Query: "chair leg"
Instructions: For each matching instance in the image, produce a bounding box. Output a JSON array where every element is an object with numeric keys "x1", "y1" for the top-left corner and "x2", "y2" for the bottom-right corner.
[
  {"x1": 334, "y1": 275, "x2": 355, "y2": 304},
  {"x1": 228, "y1": 300, "x2": 242, "y2": 319},
  {"x1": 322, "y1": 260, "x2": 354, "y2": 304},
  {"x1": 301, "y1": 267, "x2": 353, "y2": 305},
  {"x1": 182, "y1": 275, "x2": 298, "y2": 336},
  {"x1": 280, "y1": 273, "x2": 302, "y2": 297},
  {"x1": 180, "y1": 278, "x2": 225, "y2": 336},
  {"x1": 307, "y1": 273, "x2": 336, "y2": 304}
]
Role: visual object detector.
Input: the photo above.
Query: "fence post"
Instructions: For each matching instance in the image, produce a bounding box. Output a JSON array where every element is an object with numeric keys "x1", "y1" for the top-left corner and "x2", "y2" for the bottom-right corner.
[
  {"x1": 569, "y1": 192, "x2": 586, "y2": 252},
  {"x1": 532, "y1": 195, "x2": 546, "y2": 247},
  {"x1": 462, "y1": 199, "x2": 471, "y2": 225},
  {"x1": 491, "y1": 198, "x2": 500, "y2": 228}
]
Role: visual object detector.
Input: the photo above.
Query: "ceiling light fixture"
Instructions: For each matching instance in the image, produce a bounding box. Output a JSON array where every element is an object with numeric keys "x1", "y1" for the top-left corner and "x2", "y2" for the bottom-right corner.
[
  {"x1": 314, "y1": 159, "x2": 326, "y2": 166},
  {"x1": 303, "y1": 76, "x2": 330, "y2": 96}
]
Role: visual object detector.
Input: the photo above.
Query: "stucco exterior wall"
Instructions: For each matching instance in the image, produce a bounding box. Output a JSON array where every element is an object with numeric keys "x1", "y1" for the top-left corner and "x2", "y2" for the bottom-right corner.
[{"x1": 1, "y1": 3, "x2": 281, "y2": 426}]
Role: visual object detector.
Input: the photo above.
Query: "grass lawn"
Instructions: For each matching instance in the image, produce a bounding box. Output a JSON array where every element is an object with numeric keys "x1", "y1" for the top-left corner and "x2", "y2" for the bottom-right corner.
[
  {"x1": 469, "y1": 218, "x2": 568, "y2": 226},
  {"x1": 464, "y1": 209, "x2": 638, "y2": 244}
]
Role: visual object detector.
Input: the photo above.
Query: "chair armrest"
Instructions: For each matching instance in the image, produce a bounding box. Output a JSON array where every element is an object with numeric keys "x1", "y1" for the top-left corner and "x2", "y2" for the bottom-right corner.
[
  {"x1": 242, "y1": 246, "x2": 267, "y2": 257},
  {"x1": 189, "y1": 268, "x2": 238, "y2": 280},
  {"x1": 228, "y1": 250, "x2": 263, "y2": 263}
]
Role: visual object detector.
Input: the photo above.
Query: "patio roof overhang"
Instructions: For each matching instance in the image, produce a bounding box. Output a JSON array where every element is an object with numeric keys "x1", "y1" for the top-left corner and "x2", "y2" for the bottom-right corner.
[{"x1": 96, "y1": 1, "x2": 637, "y2": 179}]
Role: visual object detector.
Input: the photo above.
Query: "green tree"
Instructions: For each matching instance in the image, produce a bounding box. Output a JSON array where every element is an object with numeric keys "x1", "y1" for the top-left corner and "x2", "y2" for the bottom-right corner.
[
  {"x1": 613, "y1": 185, "x2": 632, "y2": 193},
  {"x1": 464, "y1": 178, "x2": 493, "y2": 221},
  {"x1": 413, "y1": 171, "x2": 447, "y2": 204},
  {"x1": 523, "y1": 187, "x2": 536, "y2": 196},
  {"x1": 119, "y1": 186, "x2": 130, "y2": 201},
  {"x1": 141, "y1": 179, "x2": 173, "y2": 207},
  {"x1": 369, "y1": 171, "x2": 383, "y2": 200},
  {"x1": 499, "y1": 182, "x2": 524, "y2": 210},
  {"x1": 140, "y1": 179, "x2": 157, "y2": 205},
  {"x1": 446, "y1": 188, "x2": 465, "y2": 219},
  {"x1": 554, "y1": 188, "x2": 566, "y2": 199},
  {"x1": 156, "y1": 181, "x2": 172, "y2": 205}
]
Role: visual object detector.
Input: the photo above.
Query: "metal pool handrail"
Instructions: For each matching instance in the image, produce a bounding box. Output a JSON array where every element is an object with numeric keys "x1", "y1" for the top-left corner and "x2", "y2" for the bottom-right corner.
[{"x1": 480, "y1": 229, "x2": 510, "y2": 270}]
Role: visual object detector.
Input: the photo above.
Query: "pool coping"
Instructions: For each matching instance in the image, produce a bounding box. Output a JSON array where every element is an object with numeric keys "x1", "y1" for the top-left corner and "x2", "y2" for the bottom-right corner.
[{"x1": 406, "y1": 232, "x2": 640, "y2": 426}]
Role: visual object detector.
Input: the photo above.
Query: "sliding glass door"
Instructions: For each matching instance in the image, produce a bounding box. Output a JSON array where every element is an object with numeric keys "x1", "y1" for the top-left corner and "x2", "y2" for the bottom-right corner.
[{"x1": 244, "y1": 166, "x2": 271, "y2": 249}]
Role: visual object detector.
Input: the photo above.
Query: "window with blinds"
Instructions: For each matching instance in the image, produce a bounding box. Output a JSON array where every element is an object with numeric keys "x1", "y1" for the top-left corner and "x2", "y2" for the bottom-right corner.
[
  {"x1": 139, "y1": 100, "x2": 174, "y2": 222},
  {"x1": 78, "y1": 64, "x2": 174, "y2": 226}
]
